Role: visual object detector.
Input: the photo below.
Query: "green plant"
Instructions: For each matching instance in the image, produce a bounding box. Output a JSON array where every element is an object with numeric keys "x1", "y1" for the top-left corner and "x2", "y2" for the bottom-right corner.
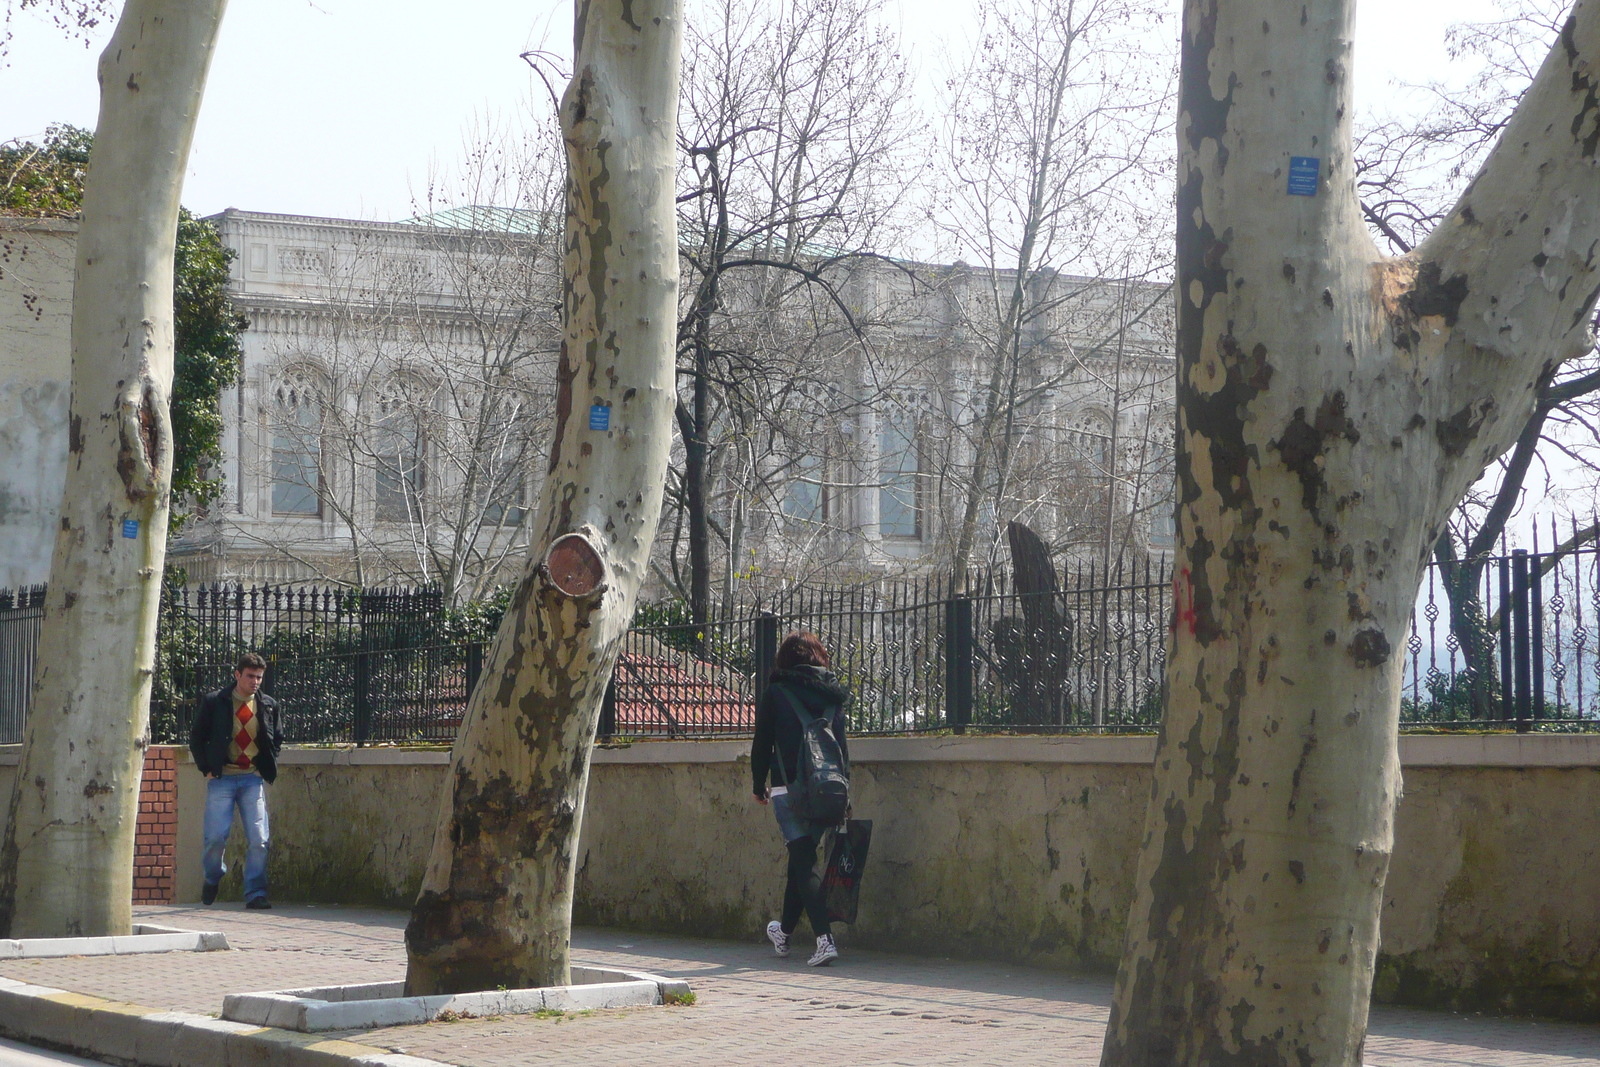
[
  {"x1": 664, "y1": 990, "x2": 697, "y2": 1006},
  {"x1": 633, "y1": 597, "x2": 693, "y2": 629},
  {"x1": 0, "y1": 124, "x2": 89, "y2": 216},
  {"x1": 170, "y1": 208, "x2": 247, "y2": 521},
  {"x1": 438, "y1": 584, "x2": 514, "y2": 644}
]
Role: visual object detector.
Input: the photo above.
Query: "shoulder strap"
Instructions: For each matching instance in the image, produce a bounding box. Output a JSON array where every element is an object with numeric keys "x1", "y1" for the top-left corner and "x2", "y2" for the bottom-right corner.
[
  {"x1": 768, "y1": 685, "x2": 812, "y2": 787},
  {"x1": 777, "y1": 685, "x2": 814, "y2": 724}
]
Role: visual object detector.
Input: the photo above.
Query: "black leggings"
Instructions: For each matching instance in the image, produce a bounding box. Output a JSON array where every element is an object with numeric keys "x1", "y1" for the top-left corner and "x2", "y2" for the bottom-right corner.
[{"x1": 781, "y1": 835, "x2": 831, "y2": 938}]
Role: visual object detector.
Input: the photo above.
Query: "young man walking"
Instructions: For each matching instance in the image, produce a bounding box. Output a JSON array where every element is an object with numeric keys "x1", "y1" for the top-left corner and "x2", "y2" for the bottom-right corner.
[{"x1": 189, "y1": 653, "x2": 282, "y2": 909}]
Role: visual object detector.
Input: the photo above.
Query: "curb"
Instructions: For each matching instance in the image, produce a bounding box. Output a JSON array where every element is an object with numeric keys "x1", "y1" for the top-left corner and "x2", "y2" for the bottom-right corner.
[
  {"x1": 0, "y1": 925, "x2": 228, "y2": 960},
  {"x1": 0, "y1": 975, "x2": 453, "y2": 1067},
  {"x1": 223, "y1": 966, "x2": 690, "y2": 1032}
]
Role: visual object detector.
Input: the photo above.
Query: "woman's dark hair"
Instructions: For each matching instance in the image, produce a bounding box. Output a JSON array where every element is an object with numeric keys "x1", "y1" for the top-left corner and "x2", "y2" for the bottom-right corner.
[{"x1": 774, "y1": 631, "x2": 830, "y2": 675}]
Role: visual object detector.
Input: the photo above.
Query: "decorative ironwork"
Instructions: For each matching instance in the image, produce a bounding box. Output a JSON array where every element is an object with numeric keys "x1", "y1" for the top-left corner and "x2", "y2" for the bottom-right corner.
[{"x1": 7, "y1": 521, "x2": 1600, "y2": 744}]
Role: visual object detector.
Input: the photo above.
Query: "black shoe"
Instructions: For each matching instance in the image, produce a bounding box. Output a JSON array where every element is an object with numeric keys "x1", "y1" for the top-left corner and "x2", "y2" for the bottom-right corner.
[
  {"x1": 202, "y1": 883, "x2": 218, "y2": 906},
  {"x1": 245, "y1": 897, "x2": 272, "y2": 910}
]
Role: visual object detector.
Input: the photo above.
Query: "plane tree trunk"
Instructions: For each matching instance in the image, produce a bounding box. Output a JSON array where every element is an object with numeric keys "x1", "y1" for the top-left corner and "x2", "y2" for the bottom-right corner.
[
  {"x1": 1100, "y1": 1, "x2": 1600, "y2": 1063},
  {"x1": 0, "y1": 0, "x2": 227, "y2": 938},
  {"x1": 403, "y1": 0, "x2": 682, "y2": 995}
]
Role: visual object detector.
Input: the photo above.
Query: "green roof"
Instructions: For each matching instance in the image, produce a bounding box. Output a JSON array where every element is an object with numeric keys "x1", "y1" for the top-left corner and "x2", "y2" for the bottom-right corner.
[{"x1": 403, "y1": 205, "x2": 557, "y2": 235}]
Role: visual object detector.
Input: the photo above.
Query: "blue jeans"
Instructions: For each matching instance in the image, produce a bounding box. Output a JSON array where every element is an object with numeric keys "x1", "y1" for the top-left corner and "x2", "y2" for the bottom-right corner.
[{"x1": 202, "y1": 774, "x2": 270, "y2": 901}]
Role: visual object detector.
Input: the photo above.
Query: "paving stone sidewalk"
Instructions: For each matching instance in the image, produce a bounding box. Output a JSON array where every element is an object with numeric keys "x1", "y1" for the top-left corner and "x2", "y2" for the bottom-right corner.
[{"x1": 0, "y1": 905, "x2": 1593, "y2": 1067}]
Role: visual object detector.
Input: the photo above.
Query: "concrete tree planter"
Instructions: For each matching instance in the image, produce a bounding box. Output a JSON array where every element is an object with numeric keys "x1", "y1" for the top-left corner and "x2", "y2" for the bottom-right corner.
[
  {"x1": 0, "y1": 923, "x2": 228, "y2": 959},
  {"x1": 222, "y1": 966, "x2": 692, "y2": 1032}
]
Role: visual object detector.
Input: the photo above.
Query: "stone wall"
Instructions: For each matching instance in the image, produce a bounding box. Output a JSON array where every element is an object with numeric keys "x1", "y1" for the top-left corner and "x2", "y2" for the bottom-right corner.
[
  {"x1": 5, "y1": 733, "x2": 1596, "y2": 1020},
  {"x1": 173, "y1": 747, "x2": 450, "y2": 909}
]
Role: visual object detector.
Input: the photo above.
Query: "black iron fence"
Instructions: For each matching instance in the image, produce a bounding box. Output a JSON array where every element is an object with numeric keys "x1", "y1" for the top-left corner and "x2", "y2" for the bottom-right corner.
[
  {"x1": 0, "y1": 583, "x2": 479, "y2": 746},
  {"x1": 0, "y1": 586, "x2": 44, "y2": 746},
  {"x1": 3, "y1": 538, "x2": 1599, "y2": 745},
  {"x1": 1404, "y1": 527, "x2": 1600, "y2": 730},
  {"x1": 147, "y1": 583, "x2": 478, "y2": 745},
  {"x1": 600, "y1": 559, "x2": 1171, "y2": 739}
]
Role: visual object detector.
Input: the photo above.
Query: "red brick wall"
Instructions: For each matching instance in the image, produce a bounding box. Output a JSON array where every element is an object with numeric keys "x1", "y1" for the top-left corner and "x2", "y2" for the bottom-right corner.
[{"x1": 133, "y1": 746, "x2": 177, "y2": 904}]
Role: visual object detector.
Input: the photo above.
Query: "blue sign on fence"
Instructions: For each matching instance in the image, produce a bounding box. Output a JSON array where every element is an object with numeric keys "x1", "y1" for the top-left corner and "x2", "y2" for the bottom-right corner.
[
  {"x1": 121, "y1": 519, "x2": 139, "y2": 539},
  {"x1": 1287, "y1": 156, "x2": 1321, "y2": 197},
  {"x1": 589, "y1": 404, "x2": 611, "y2": 431}
]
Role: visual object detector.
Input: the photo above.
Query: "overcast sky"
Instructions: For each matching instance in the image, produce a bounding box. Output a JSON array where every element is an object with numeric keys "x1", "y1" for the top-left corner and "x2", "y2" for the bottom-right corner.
[{"x1": 0, "y1": 0, "x2": 1508, "y2": 222}]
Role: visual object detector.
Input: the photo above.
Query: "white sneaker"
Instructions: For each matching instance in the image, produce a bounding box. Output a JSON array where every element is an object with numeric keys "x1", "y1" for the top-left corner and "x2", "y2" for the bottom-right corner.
[
  {"x1": 765, "y1": 920, "x2": 790, "y2": 957},
  {"x1": 808, "y1": 933, "x2": 839, "y2": 967}
]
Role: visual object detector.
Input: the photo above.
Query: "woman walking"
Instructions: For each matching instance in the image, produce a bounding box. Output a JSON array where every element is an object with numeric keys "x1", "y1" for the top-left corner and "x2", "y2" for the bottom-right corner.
[{"x1": 751, "y1": 631, "x2": 851, "y2": 966}]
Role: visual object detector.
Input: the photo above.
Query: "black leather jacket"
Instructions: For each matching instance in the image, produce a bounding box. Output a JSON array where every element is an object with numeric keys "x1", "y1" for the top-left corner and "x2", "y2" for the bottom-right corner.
[{"x1": 189, "y1": 686, "x2": 283, "y2": 783}]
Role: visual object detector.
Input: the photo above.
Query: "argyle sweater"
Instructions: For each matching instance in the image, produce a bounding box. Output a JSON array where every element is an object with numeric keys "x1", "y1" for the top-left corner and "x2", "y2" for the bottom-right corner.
[{"x1": 223, "y1": 691, "x2": 261, "y2": 774}]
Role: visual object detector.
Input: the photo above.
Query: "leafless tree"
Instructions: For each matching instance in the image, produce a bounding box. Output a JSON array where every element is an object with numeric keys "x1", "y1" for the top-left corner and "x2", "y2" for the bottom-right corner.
[
  {"x1": 237, "y1": 118, "x2": 564, "y2": 605},
  {"x1": 404, "y1": 0, "x2": 682, "y2": 993},
  {"x1": 668, "y1": 0, "x2": 924, "y2": 624},
  {"x1": 0, "y1": 0, "x2": 226, "y2": 938},
  {"x1": 1, "y1": 0, "x2": 113, "y2": 61},
  {"x1": 1356, "y1": 0, "x2": 1600, "y2": 713},
  {"x1": 1101, "y1": 0, "x2": 1600, "y2": 1059},
  {"x1": 932, "y1": 0, "x2": 1176, "y2": 590}
]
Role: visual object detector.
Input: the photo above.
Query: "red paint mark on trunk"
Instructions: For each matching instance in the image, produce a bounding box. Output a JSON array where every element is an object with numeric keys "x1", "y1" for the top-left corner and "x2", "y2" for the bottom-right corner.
[{"x1": 1174, "y1": 567, "x2": 1198, "y2": 635}]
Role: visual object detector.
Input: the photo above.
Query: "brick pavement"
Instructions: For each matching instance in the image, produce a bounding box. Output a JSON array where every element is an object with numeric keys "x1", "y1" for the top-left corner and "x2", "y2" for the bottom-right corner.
[{"x1": 0, "y1": 905, "x2": 1592, "y2": 1067}]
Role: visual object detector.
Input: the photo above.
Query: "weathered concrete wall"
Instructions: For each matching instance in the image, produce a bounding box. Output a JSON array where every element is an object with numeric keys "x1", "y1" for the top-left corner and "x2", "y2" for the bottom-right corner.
[
  {"x1": 566, "y1": 735, "x2": 1600, "y2": 1021},
  {"x1": 0, "y1": 217, "x2": 75, "y2": 589},
  {"x1": 1376, "y1": 758, "x2": 1600, "y2": 1020},
  {"x1": 568, "y1": 739, "x2": 1152, "y2": 972},
  {"x1": 4, "y1": 734, "x2": 1591, "y2": 1019}
]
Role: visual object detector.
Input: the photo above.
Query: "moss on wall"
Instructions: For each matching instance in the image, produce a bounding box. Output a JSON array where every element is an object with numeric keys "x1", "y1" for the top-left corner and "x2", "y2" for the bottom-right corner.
[
  {"x1": 207, "y1": 763, "x2": 440, "y2": 908},
  {"x1": 1372, "y1": 766, "x2": 1600, "y2": 1021}
]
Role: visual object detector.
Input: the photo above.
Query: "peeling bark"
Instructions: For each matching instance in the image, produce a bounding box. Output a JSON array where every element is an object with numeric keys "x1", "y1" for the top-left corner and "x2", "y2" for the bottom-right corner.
[
  {"x1": 1100, "y1": 2, "x2": 1600, "y2": 1064},
  {"x1": 0, "y1": 0, "x2": 227, "y2": 939},
  {"x1": 403, "y1": 0, "x2": 682, "y2": 995}
]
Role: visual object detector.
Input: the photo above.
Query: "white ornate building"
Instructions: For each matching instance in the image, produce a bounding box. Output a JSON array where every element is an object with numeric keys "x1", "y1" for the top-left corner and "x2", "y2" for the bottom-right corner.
[
  {"x1": 168, "y1": 208, "x2": 561, "y2": 602},
  {"x1": 2, "y1": 207, "x2": 1175, "y2": 597}
]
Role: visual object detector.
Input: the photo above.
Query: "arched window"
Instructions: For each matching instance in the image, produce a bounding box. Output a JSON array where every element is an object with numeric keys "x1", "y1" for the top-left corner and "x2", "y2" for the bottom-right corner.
[
  {"x1": 1149, "y1": 477, "x2": 1177, "y2": 548},
  {"x1": 774, "y1": 399, "x2": 848, "y2": 530},
  {"x1": 271, "y1": 368, "x2": 324, "y2": 517},
  {"x1": 880, "y1": 408, "x2": 923, "y2": 540},
  {"x1": 373, "y1": 380, "x2": 426, "y2": 523}
]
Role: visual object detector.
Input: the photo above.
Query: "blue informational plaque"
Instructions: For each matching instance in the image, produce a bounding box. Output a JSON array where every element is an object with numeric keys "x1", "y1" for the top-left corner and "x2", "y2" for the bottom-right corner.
[
  {"x1": 589, "y1": 404, "x2": 611, "y2": 431},
  {"x1": 1287, "y1": 156, "x2": 1320, "y2": 196},
  {"x1": 122, "y1": 519, "x2": 139, "y2": 539}
]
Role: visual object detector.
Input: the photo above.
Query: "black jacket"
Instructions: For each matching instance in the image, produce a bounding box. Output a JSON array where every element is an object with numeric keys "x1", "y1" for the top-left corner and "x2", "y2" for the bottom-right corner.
[
  {"x1": 189, "y1": 686, "x2": 283, "y2": 783},
  {"x1": 751, "y1": 666, "x2": 851, "y2": 796}
]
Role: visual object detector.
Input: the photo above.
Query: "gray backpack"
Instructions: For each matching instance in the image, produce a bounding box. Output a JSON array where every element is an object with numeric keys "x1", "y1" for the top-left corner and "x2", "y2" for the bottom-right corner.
[{"x1": 774, "y1": 686, "x2": 851, "y2": 824}]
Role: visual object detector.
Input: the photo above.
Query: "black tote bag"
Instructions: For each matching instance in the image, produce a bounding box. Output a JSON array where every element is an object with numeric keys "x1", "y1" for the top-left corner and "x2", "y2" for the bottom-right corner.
[{"x1": 821, "y1": 819, "x2": 872, "y2": 924}]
